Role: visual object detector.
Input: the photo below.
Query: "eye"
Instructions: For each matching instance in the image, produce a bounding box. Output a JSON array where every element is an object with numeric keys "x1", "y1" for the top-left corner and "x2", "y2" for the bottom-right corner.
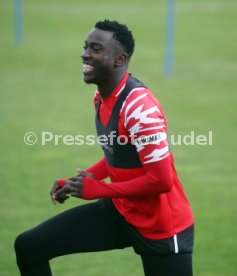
[
  {"x1": 92, "y1": 45, "x2": 101, "y2": 52},
  {"x1": 82, "y1": 43, "x2": 103, "y2": 52}
]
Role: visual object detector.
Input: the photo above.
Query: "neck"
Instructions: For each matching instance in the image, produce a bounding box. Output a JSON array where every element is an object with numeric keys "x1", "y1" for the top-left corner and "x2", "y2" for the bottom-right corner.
[{"x1": 98, "y1": 70, "x2": 127, "y2": 98}]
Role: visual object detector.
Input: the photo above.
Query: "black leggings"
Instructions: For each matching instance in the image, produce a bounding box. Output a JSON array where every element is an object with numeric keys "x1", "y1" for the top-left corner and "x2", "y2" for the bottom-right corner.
[{"x1": 14, "y1": 200, "x2": 193, "y2": 276}]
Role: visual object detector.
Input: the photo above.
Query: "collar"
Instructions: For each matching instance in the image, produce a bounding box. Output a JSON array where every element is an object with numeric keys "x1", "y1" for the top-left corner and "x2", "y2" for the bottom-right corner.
[{"x1": 99, "y1": 72, "x2": 129, "y2": 104}]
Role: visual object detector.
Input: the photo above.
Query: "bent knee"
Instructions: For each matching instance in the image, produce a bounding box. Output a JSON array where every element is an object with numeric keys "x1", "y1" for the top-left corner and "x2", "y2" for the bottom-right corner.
[
  {"x1": 14, "y1": 230, "x2": 39, "y2": 261},
  {"x1": 14, "y1": 232, "x2": 29, "y2": 256}
]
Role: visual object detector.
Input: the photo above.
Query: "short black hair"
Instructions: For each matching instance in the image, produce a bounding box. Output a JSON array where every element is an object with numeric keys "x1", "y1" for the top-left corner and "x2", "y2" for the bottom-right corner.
[{"x1": 95, "y1": 20, "x2": 135, "y2": 59}]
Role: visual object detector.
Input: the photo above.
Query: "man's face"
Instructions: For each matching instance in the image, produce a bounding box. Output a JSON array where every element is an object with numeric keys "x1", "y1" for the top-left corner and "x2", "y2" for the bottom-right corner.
[{"x1": 81, "y1": 28, "x2": 120, "y2": 85}]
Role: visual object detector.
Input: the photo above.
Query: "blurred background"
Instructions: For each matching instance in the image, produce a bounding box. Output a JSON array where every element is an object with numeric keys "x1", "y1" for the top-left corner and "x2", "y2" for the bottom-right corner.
[{"x1": 0, "y1": 0, "x2": 236, "y2": 275}]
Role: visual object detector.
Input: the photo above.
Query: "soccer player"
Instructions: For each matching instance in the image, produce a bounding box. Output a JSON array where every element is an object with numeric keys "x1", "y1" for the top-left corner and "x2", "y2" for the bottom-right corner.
[{"x1": 15, "y1": 20, "x2": 194, "y2": 276}]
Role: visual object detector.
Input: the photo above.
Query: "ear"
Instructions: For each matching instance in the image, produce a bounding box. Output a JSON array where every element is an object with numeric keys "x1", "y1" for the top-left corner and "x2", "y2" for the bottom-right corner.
[{"x1": 114, "y1": 53, "x2": 128, "y2": 67}]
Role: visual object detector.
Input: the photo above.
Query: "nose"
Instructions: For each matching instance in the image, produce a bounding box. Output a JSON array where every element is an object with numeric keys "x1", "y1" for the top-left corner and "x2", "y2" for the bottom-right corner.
[{"x1": 81, "y1": 48, "x2": 90, "y2": 60}]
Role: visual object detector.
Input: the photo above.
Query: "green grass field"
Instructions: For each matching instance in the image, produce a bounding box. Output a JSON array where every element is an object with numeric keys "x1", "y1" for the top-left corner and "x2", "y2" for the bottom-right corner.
[{"x1": 1, "y1": 0, "x2": 237, "y2": 275}]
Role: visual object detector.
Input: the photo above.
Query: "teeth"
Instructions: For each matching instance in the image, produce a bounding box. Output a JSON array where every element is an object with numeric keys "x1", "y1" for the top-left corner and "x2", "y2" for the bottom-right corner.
[{"x1": 83, "y1": 64, "x2": 93, "y2": 73}]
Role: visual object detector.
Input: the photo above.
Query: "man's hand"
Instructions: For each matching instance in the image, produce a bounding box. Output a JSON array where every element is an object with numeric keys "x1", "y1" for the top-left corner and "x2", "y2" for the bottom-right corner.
[
  {"x1": 76, "y1": 168, "x2": 95, "y2": 179},
  {"x1": 53, "y1": 177, "x2": 83, "y2": 200},
  {"x1": 52, "y1": 169, "x2": 95, "y2": 203},
  {"x1": 50, "y1": 180, "x2": 70, "y2": 204}
]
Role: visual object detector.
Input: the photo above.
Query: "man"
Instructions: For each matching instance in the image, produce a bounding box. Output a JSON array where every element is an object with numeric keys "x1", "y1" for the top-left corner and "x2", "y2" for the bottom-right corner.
[{"x1": 15, "y1": 20, "x2": 194, "y2": 276}]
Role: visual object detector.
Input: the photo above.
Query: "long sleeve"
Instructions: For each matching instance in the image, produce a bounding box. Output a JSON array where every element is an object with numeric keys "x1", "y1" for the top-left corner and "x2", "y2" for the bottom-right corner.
[
  {"x1": 85, "y1": 81, "x2": 194, "y2": 240},
  {"x1": 83, "y1": 87, "x2": 173, "y2": 200},
  {"x1": 83, "y1": 156, "x2": 173, "y2": 199}
]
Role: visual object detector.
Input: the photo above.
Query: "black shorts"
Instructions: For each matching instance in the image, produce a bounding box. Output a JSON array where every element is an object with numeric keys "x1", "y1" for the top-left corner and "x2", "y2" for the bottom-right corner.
[{"x1": 99, "y1": 198, "x2": 194, "y2": 256}]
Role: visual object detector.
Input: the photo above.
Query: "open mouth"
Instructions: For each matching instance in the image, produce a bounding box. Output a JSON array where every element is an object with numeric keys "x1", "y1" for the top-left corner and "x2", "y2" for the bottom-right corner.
[{"x1": 82, "y1": 64, "x2": 94, "y2": 74}]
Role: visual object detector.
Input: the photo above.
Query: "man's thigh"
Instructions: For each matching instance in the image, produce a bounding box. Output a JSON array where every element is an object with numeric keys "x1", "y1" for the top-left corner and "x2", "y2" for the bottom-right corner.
[
  {"x1": 141, "y1": 253, "x2": 193, "y2": 276},
  {"x1": 19, "y1": 199, "x2": 131, "y2": 260}
]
